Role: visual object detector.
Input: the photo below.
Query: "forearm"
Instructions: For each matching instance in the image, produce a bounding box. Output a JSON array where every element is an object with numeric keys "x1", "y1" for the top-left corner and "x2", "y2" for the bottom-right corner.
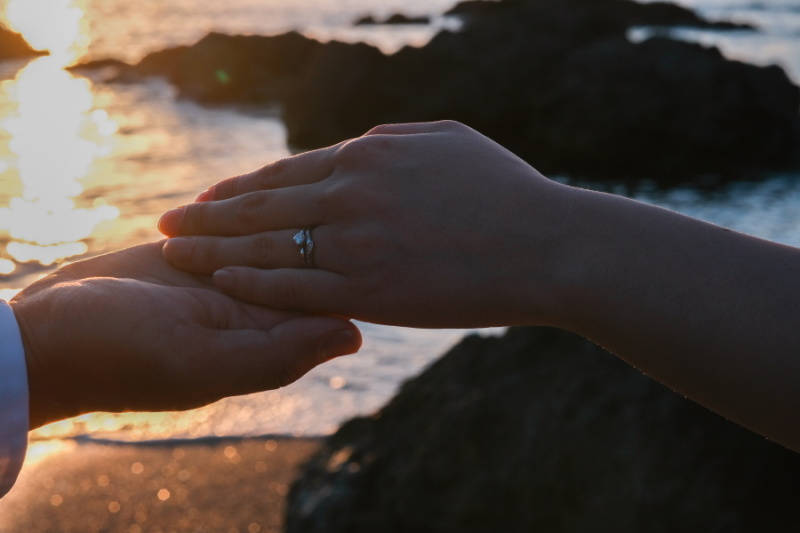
[{"x1": 549, "y1": 186, "x2": 800, "y2": 449}]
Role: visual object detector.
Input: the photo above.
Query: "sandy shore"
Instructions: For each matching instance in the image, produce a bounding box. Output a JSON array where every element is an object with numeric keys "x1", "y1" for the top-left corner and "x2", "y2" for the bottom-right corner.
[{"x1": 0, "y1": 436, "x2": 321, "y2": 533}]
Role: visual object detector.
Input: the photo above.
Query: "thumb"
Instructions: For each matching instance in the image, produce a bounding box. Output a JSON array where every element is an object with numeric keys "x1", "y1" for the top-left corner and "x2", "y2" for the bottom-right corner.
[{"x1": 199, "y1": 317, "x2": 362, "y2": 397}]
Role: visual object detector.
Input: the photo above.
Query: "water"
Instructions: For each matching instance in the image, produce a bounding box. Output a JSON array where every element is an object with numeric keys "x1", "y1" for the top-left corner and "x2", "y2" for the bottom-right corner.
[{"x1": 0, "y1": 0, "x2": 797, "y2": 456}]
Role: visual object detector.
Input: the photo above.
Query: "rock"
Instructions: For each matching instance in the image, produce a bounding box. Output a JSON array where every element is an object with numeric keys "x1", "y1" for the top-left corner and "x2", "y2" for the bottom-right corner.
[
  {"x1": 355, "y1": 14, "x2": 431, "y2": 25},
  {"x1": 446, "y1": 0, "x2": 754, "y2": 31},
  {"x1": 136, "y1": 32, "x2": 324, "y2": 105},
  {"x1": 354, "y1": 15, "x2": 380, "y2": 25},
  {"x1": 286, "y1": 327, "x2": 800, "y2": 532},
  {"x1": 0, "y1": 25, "x2": 45, "y2": 61},
  {"x1": 127, "y1": 0, "x2": 800, "y2": 183},
  {"x1": 67, "y1": 58, "x2": 137, "y2": 82}
]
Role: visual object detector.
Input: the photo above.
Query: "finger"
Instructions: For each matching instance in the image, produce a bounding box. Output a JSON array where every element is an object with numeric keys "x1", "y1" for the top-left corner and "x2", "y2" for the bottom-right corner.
[
  {"x1": 212, "y1": 267, "x2": 353, "y2": 317},
  {"x1": 195, "y1": 317, "x2": 362, "y2": 396},
  {"x1": 164, "y1": 226, "x2": 333, "y2": 274},
  {"x1": 159, "y1": 186, "x2": 323, "y2": 237},
  {"x1": 196, "y1": 144, "x2": 341, "y2": 202}
]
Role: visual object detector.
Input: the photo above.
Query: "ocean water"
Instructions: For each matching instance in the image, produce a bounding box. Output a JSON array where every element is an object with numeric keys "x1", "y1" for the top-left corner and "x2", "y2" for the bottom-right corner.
[{"x1": 0, "y1": 0, "x2": 797, "y2": 456}]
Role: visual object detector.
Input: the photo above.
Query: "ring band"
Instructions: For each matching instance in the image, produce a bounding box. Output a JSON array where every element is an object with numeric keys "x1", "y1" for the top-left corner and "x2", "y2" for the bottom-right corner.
[{"x1": 293, "y1": 227, "x2": 315, "y2": 268}]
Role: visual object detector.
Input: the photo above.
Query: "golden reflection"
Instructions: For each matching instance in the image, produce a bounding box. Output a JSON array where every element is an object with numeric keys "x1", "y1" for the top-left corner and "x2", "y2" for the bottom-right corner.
[
  {"x1": 0, "y1": 1, "x2": 120, "y2": 268},
  {"x1": 0, "y1": 57, "x2": 120, "y2": 266},
  {"x1": 5, "y1": 0, "x2": 90, "y2": 65}
]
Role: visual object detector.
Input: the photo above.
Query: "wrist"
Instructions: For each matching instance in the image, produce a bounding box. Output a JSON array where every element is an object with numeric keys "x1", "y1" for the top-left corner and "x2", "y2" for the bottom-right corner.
[
  {"x1": 494, "y1": 180, "x2": 587, "y2": 328},
  {"x1": 9, "y1": 294, "x2": 70, "y2": 429}
]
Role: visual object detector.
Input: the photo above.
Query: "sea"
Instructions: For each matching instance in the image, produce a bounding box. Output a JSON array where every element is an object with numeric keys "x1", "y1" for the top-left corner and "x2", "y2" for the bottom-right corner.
[{"x1": 0, "y1": 0, "x2": 797, "y2": 462}]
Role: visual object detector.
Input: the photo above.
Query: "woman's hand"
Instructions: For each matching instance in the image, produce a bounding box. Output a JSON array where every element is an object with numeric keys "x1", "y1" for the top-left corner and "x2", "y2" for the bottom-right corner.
[
  {"x1": 11, "y1": 242, "x2": 361, "y2": 429},
  {"x1": 158, "y1": 121, "x2": 800, "y2": 451},
  {"x1": 159, "y1": 121, "x2": 571, "y2": 328}
]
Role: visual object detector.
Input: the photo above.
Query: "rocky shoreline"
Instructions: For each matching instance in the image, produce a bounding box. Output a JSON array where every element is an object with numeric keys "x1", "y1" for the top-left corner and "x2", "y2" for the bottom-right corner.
[
  {"x1": 66, "y1": 0, "x2": 800, "y2": 185},
  {"x1": 286, "y1": 327, "x2": 800, "y2": 532}
]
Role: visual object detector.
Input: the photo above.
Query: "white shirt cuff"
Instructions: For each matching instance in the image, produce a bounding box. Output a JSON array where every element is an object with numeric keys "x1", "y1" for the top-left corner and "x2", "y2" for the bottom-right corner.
[{"x1": 0, "y1": 300, "x2": 28, "y2": 498}]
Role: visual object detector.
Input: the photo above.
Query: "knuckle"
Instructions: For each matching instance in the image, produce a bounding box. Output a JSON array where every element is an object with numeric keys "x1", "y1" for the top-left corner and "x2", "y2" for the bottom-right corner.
[
  {"x1": 180, "y1": 203, "x2": 204, "y2": 233},
  {"x1": 436, "y1": 119, "x2": 468, "y2": 132},
  {"x1": 244, "y1": 159, "x2": 287, "y2": 192},
  {"x1": 365, "y1": 123, "x2": 394, "y2": 135},
  {"x1": 262, "y1": 157, "x2": 289, "y2": 181},
  {"x1": 335, "y1": 135, "x2": 391, "y2": 168},
  {"x1": 234, "y1": 192, "x2": 269, "y2": 228},
  {"x1": 196, "y1": 239, "x2": 220, "y2": 268},
  {"x1": 208, "y1": 177, "x2": 234, "y2": 200},
  {"x1": 319, "y1": 179, "x2": 348, "y2": 210},
  {"x1": 251, "y1": 233, "x2": 277, "y2": 267}
]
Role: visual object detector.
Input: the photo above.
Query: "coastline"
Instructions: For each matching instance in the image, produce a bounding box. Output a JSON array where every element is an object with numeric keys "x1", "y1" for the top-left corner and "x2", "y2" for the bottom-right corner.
[{"x1": 0, "y1": 436, "x2": 321, "y2": 533}]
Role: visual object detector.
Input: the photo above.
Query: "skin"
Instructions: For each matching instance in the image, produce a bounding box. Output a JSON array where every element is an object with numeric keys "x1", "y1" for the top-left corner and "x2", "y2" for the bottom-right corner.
[
  {"x1": 158, "y1": 120, "x2": 800, "y2": 451},
  {"x1": 10, "y1": 242, "x2": 361, "y2": 430}
]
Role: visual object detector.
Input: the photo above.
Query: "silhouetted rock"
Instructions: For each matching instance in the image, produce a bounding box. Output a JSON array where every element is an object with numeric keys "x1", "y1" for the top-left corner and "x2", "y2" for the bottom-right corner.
[
  {"x1": 136, "y1": 32, "x2": 325, "y2": 105},
  {"x1": 353, "y1": 15, "x2": 379, "y2": 25},
  {"x1": 67, "y1": 58, "x2": 136, "y2": 83},
  {"x1": 446, "y1": 0, "x2": 753, "y2": 31},
  {"x1": 0, "y1": 25, "x2": 45, "y2": 61},
  {"x1": 355, "y1": 14, "x2": 431, "y2": 25},
  {"x1": 127, "y1": 0, "x2": 800, "y2": 183},
  {"x1": 286, "y1": 327, "x2": 800, "y2": 532}
]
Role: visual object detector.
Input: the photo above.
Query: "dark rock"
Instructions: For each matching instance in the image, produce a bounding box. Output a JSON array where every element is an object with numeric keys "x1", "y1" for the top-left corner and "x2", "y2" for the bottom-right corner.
[
  {"x1": 286, "y1": 327, "x2": 800, "y2": 532},
  {"x1": 446, "y1": 0, "x2": 753, "y2": 31},
  {"x1": 67, "y1": 58, "x2": 138, "y2": 83},
  {"x1": 136, "y1": 32, "x2": 324, "y2": 105},
  {"x1": 127, "y1": 0, "x2": 799, "y2": 183},
  {"x1": 355, "y1": 14, "x2": 430, "y2": 25},
  {"x1": 0, "y1": 25, "x2": 45, "y2": 61},
  {"x1": 68, "y1": 58, "x2": 133, "y2": 71},
  {"x1": 354, "y1": 15, "x2": 380, "y2": 25},
  {"x1": 384, "y1": 14, "x2": 431, "y2": 25}
]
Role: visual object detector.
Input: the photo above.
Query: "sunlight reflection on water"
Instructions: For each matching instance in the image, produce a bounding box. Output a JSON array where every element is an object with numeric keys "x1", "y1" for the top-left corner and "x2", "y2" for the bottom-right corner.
[
  {"x1": 0, "y1": 2, "x2": 120, "y2": 268},
  {"x1": 0, "y1": 59, "x2": 121, "y2": 262}
]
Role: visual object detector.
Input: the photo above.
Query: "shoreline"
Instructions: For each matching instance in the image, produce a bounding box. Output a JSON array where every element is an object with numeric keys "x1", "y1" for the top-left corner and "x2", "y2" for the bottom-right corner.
[{"x1": 0, "y1": 435, "x2": 321, "y2": 532}]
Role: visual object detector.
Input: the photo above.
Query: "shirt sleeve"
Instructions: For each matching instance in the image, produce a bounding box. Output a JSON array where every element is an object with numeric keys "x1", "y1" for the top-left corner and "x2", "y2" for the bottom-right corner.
[{"x1": 0, "y1": 300, "x2": 28, "y2": 498}]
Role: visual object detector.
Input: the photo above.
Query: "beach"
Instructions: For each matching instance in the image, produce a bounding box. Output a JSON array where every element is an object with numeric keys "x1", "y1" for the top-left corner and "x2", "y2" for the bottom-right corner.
[
  {"x1": 0, "y1": 0, "x2": 799, "y2": 530},
  {"x1": 0, "y1": 437, "x2": 319, "y2": 533}
]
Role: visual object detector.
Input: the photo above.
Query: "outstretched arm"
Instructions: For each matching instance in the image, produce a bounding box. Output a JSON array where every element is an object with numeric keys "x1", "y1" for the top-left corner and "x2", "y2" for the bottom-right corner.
[{"x1": 158, "y1": 120, "x2": 800, "y2": 450}]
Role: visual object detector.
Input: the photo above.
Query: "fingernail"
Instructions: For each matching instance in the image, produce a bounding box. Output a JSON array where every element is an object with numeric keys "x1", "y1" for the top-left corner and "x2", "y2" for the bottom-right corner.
[
  {"x1": 195, "y1": 188, "x2": 215, "y2": 202},
  {"x1": 163, "y1": 237, "x2": 193, "y2": 262},
  {"x1": 158, "y1": 206, "x2": 186, "y2": 236},
  {"x1": 213, "y1": 268, "x2": 235, "y2": 290},
  {"x1": 321, "y1": 330, "x2": 359, "y2": 362}
]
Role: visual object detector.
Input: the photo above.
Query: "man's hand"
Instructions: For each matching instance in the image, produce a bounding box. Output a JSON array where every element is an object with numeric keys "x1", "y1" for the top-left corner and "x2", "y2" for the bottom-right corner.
[{"x1": 9, "y1": 242, "x2": 361, "y2": 429}]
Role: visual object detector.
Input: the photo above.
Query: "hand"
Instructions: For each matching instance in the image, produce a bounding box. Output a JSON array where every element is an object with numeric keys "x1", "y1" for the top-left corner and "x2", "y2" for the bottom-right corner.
[
  {"x1": 158, "y1": 121, "x2": 571, "y2": 328},
  {"x1": 10, "y1": 242, "x2": 361, "y2": 429},
  {"x1": 157, "y1": 122, "x2": 800, "y2": 451}
]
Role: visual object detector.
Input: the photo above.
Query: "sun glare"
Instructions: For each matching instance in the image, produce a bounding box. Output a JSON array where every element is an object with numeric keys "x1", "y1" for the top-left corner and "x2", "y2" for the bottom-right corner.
[
  {"x1": 0, "y1": 1, "x2": 120, "y2": 268},
  {"x1": 5, "y1": 0, "x2": 90, "y2": 64},
  {"x1": 0, "y1": 58, "x2": 120, "y2": 266}
]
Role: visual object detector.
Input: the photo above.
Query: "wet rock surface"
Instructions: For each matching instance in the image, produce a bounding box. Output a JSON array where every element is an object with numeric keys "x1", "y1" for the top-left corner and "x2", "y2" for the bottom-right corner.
[{"x1": 285, "y1": 327, "x2": 800, "y2": 532}]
